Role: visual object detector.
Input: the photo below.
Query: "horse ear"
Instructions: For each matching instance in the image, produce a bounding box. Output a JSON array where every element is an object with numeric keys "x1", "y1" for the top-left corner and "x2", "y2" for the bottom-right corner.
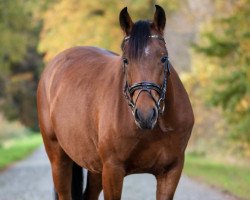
[
  {"x1": 153, "y1": 5, "x2": 166, "y2": 33},
  {"x1": 119, "y1": 7, "x2": 134, "y2": 35}
]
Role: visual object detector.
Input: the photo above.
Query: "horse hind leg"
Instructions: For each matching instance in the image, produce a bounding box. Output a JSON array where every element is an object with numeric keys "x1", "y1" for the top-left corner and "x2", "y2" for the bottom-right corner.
[
  {"x1": 46, "y1": 139, "x2": 84, "y2": 200},
  {"x1": 40, "y1": 128, "x2": 77, "y2": 199},
  {"x1": 46, "y1": 139, "x2": 73, "y2": 200},
  {"x1": 83, "y1": 171, "x2": 102, "y2": 200}
]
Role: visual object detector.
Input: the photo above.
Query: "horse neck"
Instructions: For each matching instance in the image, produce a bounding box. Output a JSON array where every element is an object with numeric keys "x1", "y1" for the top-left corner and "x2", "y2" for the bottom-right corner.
[
  {"x1": 159, "y1": 67, "x2": 181, "y2": 131},
  {"x1": 159, "y1": 64, "x2": 193, "y2": 133}
]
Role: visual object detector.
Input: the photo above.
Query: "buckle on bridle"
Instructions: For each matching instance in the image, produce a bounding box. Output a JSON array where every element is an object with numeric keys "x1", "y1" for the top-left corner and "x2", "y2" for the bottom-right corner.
[{"x1": 157, "y1": 98, "x2": 165, "y2": 114}]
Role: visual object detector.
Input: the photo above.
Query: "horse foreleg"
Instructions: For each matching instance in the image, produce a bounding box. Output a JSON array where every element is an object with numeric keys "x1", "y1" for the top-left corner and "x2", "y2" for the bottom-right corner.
[
  {"x1": 155, "y1": 158, "x2": 184, "y2": 200},
  {"x1": 102, "y1": 162, "x2": 125, "y2": 200},
  {"x1": 83, "y1": 172, "x2": 102, "y2": 200}
]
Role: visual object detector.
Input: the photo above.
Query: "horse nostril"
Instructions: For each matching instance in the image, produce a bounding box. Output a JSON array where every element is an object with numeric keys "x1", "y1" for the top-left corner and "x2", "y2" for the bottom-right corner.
[
  {"x1": 149, "y1": 108, "x2": 157, "y2": 122},
  {"x1": 134, "y1": 108, "x2": 141, "y2": 122}
]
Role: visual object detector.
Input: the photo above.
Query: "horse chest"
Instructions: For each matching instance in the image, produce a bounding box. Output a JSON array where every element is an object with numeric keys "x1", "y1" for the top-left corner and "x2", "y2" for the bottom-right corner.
[{"x1": 123, "y1": 138, "x2": 179, "y2": 174}]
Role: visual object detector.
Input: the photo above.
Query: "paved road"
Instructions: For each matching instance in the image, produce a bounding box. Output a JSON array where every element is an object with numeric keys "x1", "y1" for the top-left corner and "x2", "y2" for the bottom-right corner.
[{"x1": 0, "y1": 146, "x2": 238, "y2": 200}]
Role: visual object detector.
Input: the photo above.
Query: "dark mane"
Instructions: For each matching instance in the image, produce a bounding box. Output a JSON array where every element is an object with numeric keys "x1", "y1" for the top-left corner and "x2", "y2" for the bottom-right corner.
[{"x1": 126, "y1": 20, "x2": 151, "y2": 60}]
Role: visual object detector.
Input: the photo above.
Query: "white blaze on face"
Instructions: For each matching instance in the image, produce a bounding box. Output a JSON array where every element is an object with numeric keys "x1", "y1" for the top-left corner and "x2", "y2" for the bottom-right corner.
[{"x1": 144, "y1": 46, "x2": 150, "y2": 56}]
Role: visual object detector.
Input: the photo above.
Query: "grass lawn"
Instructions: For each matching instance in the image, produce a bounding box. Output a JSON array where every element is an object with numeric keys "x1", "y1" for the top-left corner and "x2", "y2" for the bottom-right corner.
[
  {"x1": 184, "y1": 153, "x2": 250, "y2": 200},
  {"x1": 0, "y1": 134, "x2": 42, "y2": 169}
]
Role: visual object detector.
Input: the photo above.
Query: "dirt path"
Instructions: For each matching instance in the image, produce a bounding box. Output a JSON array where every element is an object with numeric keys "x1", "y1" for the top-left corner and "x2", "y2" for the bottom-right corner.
[{"x1": 0, "y1": 146, "x2": 238, "y2": 200}]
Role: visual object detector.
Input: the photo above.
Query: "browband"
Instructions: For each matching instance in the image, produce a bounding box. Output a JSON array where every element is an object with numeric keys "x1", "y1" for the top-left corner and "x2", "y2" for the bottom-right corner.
[{"x1": 124, "y1": 35, "x2": 165, "y2": 43}]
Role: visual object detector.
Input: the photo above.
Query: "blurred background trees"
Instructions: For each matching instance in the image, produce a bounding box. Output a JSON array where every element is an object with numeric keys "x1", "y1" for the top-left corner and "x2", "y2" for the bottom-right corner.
[
  {"x1": 0, "y1": 0, "x2": 249, "y2": 158},
  {"x1": 195, "y1": 0, "x2": 250, "y2": 144},
  {"x1": 0, "y1": 0, "x2": 43, "y2": 130},
  {"x1": 184, "y1": 0, "x2": 250, "y2": 156}
]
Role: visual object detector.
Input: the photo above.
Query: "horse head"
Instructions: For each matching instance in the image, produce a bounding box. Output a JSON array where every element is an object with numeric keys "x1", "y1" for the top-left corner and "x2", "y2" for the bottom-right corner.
[{"x1": 120, "y1": 5, "x2": 170, "y2": 130}]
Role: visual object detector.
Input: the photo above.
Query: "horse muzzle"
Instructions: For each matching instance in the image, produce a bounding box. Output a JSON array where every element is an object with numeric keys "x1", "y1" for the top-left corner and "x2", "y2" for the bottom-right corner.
[{"x1": 134, "y1": 107, "x2": 158, "y2": 130}]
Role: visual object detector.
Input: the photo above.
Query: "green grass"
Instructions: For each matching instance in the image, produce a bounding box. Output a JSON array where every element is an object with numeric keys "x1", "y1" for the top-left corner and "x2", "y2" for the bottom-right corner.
[
  {"x1": 184, "y1": 153, "x2": 250, "y2": 200},
  {"x1": 0, "y1": 134, "x2": 42, "y2": 169}
]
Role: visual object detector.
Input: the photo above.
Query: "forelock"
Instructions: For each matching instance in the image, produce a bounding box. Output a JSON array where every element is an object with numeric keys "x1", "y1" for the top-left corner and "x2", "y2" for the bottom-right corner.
[{"x1": 126, "y1": 20, "x2": 151, "y2": 60}]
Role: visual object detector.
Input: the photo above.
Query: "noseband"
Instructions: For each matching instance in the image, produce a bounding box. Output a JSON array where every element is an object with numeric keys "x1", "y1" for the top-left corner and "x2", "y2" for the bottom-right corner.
[{"x1": 122, "y1": 35, "x2": 171, "y2": 114}]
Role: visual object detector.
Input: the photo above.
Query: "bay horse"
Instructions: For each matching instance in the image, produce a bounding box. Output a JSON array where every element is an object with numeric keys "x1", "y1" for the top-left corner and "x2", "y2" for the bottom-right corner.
[{"x1": 37, "y1": 5, "x2": 194, "y2": 200}]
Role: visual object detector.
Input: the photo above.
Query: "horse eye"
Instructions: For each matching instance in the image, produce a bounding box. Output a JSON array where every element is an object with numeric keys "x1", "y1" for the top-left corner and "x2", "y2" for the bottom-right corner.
[
  {"x1": 123, "y1": 58, "x2": 129, "y2": 65},
  {"x1": 161, "y1": 56, "x2": 168, "y2": 63}
]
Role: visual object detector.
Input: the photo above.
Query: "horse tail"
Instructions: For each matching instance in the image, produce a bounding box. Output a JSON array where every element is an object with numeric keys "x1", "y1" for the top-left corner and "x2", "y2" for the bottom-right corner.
[{"x1": 71, "y1": 162, "x2": 84, "y2": 200}]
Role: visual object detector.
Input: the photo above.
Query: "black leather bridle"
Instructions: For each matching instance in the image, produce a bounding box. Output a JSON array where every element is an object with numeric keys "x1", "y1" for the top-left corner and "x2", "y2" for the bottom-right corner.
[{"x1": 122, "y1": 35, "x2": 170, "y2": 115}]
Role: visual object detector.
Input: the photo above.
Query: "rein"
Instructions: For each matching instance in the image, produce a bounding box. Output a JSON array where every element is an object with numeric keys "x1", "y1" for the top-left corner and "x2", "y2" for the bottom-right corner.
[{"x1": 122, "y1": 35, "x2": 171, "y2": 115}]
